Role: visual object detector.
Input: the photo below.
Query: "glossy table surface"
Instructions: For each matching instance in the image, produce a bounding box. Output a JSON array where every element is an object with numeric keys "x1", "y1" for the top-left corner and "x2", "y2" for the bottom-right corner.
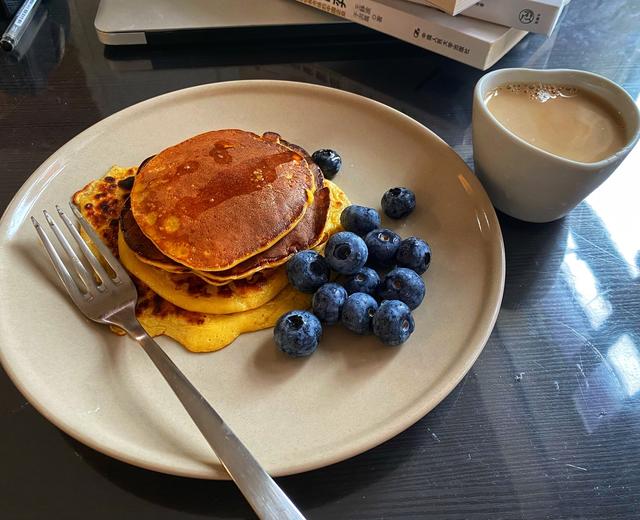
[{"x1": 1, "y1": 1, "x2": 639, "y2": 518}]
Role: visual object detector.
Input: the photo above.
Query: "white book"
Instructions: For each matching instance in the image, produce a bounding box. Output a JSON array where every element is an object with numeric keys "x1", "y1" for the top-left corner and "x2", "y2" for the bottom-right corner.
[
  {"x1": 465, "y1": 0, "x2": 569, "y2": 35},
  {"x1": 408, "y1": 0, "x2": 566, "y2": 35},
  {"x1": 464, "y1": 0, "x2": 565, "y2": 35},
  {"x1": 295, "y1": 0, "x2": 527, "y2": 70},
  {"x1": 412, "y1": 0, "x2": 477, "y2": 15}
]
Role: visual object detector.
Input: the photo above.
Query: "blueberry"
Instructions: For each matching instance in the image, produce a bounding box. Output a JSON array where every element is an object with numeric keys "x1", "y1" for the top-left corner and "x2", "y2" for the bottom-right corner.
[
  {"x1": 343, "y1": 267, "x2": 380, "y2": 296},
  {"x1": 341, "y1": 293, "x2": 379, "y2": 335},
  {"x1": 378, "y1": 267, "x2": 425, "y2": 310},
  {"x1": 274, "y1": 310, "x2": 322, "y2": 357},
  {"x1": 312, "y1": 283, "x2": 348, "y2": 324},
  {"x1": 373, "y1": 300, "x2": 415, "y2": 346},
  {"x1": 325, "y1": 231, "x2": 368, "y2": 275},
  {"x1": 364, "y1": 228, "x2": 401, "y2": 267},
  {"x1": 340, "y1": 205, "x2": 381, "y2": 236},
  {"x1": 312, "y1": 149, "x2": 342, "y2": 179},
  {"x1": 286, "y1": 250, "x2": 330, "y2": 293},
  {"x1": 382, "y1": 187, "x2": 416, "y2": 219},
  {"x1": 396, "y1": 237, "x2": 432, "y2": 275}
]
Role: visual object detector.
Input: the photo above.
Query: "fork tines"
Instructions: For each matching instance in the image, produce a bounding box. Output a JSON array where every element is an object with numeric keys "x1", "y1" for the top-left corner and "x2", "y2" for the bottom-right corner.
[{"x1": 32, "y1": 203, "x2": 130, "y2": 303}]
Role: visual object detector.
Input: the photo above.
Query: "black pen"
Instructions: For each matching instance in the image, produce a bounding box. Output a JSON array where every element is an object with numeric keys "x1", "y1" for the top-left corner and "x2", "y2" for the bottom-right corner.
[{"x1": 1, "y1": 0, "x2": 40, "y2": 52}]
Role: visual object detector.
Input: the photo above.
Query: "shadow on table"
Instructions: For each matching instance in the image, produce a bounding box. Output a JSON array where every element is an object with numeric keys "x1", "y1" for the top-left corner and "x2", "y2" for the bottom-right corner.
[{"x1": 64, "y1": 417, "x2": 423, "y2": 517}]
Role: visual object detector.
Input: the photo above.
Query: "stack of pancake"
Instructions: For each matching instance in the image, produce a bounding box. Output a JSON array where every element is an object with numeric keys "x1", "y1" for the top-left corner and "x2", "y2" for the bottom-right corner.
[{"x1": 73, "y1": 129, "x2": 349, "y2": 352}]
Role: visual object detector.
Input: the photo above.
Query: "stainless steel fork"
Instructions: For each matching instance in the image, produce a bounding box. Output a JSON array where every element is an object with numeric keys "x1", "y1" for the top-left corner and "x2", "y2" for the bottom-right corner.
[{"x1": 32, "y1": 203, "x2": 305, "y2": 520}]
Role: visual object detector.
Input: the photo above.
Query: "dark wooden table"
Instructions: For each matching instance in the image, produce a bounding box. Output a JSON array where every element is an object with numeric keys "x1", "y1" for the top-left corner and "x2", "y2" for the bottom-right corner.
[{"x1": 2, "y1": 1, "x2": 639, "y2": 518}]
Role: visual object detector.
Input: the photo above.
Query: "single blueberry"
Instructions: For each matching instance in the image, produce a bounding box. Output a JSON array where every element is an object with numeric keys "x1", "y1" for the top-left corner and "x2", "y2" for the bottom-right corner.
[
  {"x1": 340, "y1": 205, "x2": 381, "y2": 236},
  {"x1": 373, "y1": 300, "x2": 415, "y2": 346},
  {"x1": 341, "y1": 292, "x2": 379, "y2": 335},
  {"x1": 312, "y1": 283, "x2": 348, "y2": 324},
  {"x1": 396, "y1": 237, "x2": 432, "y2": 275},
  {"x1": 312, "y1": 149, "x2": 342, "y2": 179},
  {"x1": 325, "y1": 231, "x2": 368, "y2": 275},
  {"x1": 274, "y1": 310, "x2": 322, "y2": 357},
  {"x1": 286, "y1": 250, "x2": 330, "y2": 293},
  {"x1": 364, "y1": 228, "x2": 401, "y2": 267},
  {"x1": 378, "y1": 267, "x2": 426, "y2": 310},
  {"x1": 381, "y1": 187, "x2": 416, "y2": 219},
  {"x1": 343, "y1": 267, "x2": 380, "y2": 296}
]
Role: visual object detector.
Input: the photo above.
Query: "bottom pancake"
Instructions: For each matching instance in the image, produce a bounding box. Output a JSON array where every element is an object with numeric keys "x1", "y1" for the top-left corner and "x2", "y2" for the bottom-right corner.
[
  {"x1": 118, "y1": 230, "x2": 290, "y2": 315},
  {"x1": 134, "y1": 282, "x2": 311, "y2": 353}
]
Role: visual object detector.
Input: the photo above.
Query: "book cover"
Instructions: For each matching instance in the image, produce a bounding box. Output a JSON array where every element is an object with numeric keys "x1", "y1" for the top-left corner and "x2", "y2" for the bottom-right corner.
[
  {"x1": 411, "y1": 0, "x2": 478, "y2": 15},
  {"x1": 458, "y1": 0, "x2": 566, "y2": 35},
  {"x1": 295, "y1": 0, "x2": 527, "y2": 70}
]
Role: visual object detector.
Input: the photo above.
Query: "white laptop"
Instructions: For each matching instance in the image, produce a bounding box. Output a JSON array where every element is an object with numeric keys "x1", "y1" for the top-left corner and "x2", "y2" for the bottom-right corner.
[{"x1": 95, "y1": 0, "x2": 360, "y2": 46}]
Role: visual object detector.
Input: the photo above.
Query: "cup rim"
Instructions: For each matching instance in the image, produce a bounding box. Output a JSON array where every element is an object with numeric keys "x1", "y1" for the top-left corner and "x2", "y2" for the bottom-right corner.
[{"x1": 474, "y1": 67, "x2": 640, "y2": 169}]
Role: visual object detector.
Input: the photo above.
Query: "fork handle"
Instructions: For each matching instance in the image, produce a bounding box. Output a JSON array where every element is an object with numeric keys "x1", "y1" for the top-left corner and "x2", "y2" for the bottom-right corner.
[{"x1": 128, "y1": 325, "x2": 305, "y2": 520}]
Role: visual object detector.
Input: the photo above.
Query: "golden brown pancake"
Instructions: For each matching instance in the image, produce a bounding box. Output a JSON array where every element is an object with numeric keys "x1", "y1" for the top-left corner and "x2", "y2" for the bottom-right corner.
[
  {"x1": 73, "y1": 165, "x2": 314, "y2": 352},
  {"x1": 74, "y1": 165, "x2": 291, "y2": 313},
  {"x1": 135, "y1": 284, "x2": 311, "y2": 353},
  {"x1": 195, "y1": 186, "x2": 330, "y2": 283},
  {"x1": 118, "y1": 231, "x2": 290, "y2": 314},
  {"x1": 130, "y1": 129, "x2": 317, "y2": 271},
  {"x1": 122, "y1": 186, "x2": 328, "y2": 281},
  {"x1": 123, "y1": 132, "x2": 327, "y2": 278},
  {"x1": 130, "y1": 180, "x2": 348, "y2": 284}
]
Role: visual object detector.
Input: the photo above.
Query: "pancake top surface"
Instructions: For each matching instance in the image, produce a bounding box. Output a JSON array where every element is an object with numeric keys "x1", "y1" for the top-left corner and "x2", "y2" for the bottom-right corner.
[
  {"x1": 198, "y1": 186, "x2": 331, "y2": 281},
  {"x1": 130, "y1": 129, "x2": 315, "y2": 271}
]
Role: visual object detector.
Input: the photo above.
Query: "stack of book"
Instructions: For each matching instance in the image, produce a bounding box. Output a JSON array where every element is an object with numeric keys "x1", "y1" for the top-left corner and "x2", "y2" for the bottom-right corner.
[{"x1": 295, "y1": 0, "x2": 569, "y2": 70}]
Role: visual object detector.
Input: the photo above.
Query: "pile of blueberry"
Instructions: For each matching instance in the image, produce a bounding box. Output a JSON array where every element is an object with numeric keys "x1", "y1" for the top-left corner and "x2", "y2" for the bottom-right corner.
[{"x1": 274, "y1": 186, "x2": 431, "y2": 357}]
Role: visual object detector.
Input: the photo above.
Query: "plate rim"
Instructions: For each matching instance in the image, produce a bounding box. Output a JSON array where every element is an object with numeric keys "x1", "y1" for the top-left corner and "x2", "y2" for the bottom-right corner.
[{"x1": 0, "y1": 79, "x2": 505, "y2": 479}]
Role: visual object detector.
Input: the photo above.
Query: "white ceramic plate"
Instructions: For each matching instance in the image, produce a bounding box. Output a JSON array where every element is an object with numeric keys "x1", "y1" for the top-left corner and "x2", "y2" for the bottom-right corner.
[{"x1": 0, "y1": 81, "x2": 504, "y2": 479}]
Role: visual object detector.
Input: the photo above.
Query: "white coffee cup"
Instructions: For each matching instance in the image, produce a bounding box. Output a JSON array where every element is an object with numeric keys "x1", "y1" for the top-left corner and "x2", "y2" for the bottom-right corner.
[{"x1": 472, "y1": 68, "x2": 640, "y2": 223}]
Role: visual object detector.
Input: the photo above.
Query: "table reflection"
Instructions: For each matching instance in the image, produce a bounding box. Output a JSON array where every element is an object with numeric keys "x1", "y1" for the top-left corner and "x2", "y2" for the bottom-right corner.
[
  {"x1": 1, "y1": 0, "x2": 639, "y2": 517},
  {"x1": 0, "y1": 0, "x2": 68, "y2": 92}
]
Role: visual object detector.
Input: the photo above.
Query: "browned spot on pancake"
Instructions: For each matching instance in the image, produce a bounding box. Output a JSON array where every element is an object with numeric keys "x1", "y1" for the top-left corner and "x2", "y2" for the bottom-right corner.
[
  {"x1": 117, "y1": 176, "x2": 135, "y2": 190},
  {"x1": 209, "y1": 141, "x2": 233, "y2": 164},
  {"x1": 130, "y1": 129, "x2": 316, "y2": 271},
  {"x1": 176, "y1": 160, "x2": 199, "y2": 176},
  {"x1": 132, "y1": 279, "x2": 207, "y2": 324},
  {"x1": 217, "y1": 285, "x2": 233, "y2": 298},
  {"x1": 167, "y1": 274, "x2": 210, "y2": 296},
  {"x1": 152, "y1": 267, "x2": 274, "y2": 301},
  {"x1": 153, "y1": 294, "x2": 164, "y2": 315},
  {"x1": 73, "y1": 166, "x2": 139, "y2": 255}
]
